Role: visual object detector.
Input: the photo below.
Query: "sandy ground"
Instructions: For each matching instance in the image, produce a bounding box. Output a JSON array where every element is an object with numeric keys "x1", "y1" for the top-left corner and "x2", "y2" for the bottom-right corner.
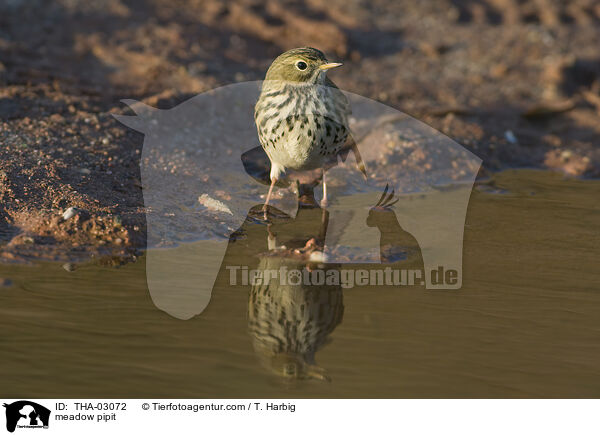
[{"x1": 1, "y1": 0, "x2": 599, "y2": 261}]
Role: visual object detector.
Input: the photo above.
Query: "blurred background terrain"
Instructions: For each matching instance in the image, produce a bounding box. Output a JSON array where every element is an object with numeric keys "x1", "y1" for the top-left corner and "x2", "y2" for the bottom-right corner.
[{"x1": 1, "y1": 0, "x2": 599, "y2": 259}]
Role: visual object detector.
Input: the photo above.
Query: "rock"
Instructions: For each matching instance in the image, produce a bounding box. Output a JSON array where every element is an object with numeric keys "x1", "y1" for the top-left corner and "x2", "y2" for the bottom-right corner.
[
  {"x1": 544, "y1": 150, "x2": 592, "y2": 176},
  {"x1": 62, "y1": 263, "x2": 76, "y2": 272},
  {"x1": 198, "y1": 193, "x2": 233, "y2": 215},
  {"x1": 308, "y1": 251, "x2": 327, "y2": 263},
  {"x1": 504, "y1": 130, "x2": 518, "y2": 144},
  {"x1": 62, "y1": 207, "x2": 78, "y2": 220},
  {"x1": 0, "y1": 278, "x2": 12, "y2": 287},
  {"x1": 522, "y1": 100, "x2": 575, "y2": 119}
]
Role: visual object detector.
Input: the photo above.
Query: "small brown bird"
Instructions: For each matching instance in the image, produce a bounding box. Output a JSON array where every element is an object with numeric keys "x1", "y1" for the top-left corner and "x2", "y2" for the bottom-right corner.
[{"x1": 254, "y1": 47, "x2": 365, "y2": 212}]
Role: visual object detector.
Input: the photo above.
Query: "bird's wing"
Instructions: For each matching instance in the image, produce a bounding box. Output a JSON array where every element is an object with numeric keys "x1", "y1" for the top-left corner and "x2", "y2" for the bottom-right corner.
[
  {"x1": 325, "y1": 77, "x2": 351, "y2": 117},
  {"x1": 325, "y1": 78, "x2": 366, "y2": 178}
]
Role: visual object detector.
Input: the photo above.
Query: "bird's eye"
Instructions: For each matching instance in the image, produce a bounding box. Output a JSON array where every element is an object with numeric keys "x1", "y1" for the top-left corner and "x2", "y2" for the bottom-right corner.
[{"x1": 296, "y1": 61, "x2": 308, "y2": 71}]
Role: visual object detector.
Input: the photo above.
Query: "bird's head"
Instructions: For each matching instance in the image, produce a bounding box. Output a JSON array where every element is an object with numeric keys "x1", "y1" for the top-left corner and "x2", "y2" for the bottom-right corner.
[{"x1": 264, "y1": 47, "x2": 342, "y2": 84}]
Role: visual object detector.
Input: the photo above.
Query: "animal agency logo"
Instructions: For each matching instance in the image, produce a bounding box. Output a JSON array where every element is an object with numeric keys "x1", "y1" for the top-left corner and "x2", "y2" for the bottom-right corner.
[
  {"x1": 115, "y1": 81, "x2": 481, "y2": 320},
  {"x1": 3, "y1": 401, "x2": 50, "y2": 432}
]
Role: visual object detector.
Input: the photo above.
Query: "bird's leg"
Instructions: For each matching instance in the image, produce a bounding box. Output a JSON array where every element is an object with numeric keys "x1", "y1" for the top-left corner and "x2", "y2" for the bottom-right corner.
[
  {"x1": 320, "y1": 169, "x2": 328, "y2": 208},
  {"x1": 267, "y1": 223, "x2": 277, "y2": 250},
  {"x1": 318, "y1": 208, "x2": 329, "y2": 246},
  {"x1": 263, "y1": 177, "x2": 277, "y2": 217}
]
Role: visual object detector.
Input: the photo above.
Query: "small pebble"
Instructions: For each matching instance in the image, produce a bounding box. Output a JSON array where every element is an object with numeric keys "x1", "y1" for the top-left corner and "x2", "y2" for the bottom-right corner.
[
  {"x1": 0, "y1": 278, "x2": 13, "y2": 287},
  {"x1": 198, "y1": 193, "x2": 233, "y2": 215},
  {"x1": 309, "y1": 251, "x2": 327, "y2": 263},
  {"x1": 62, "y1": 263, "x2": 76, "y2": 272},
  {"x1": 62, "y1": 207, "x2": 78, "y2": 220},
  {"x1": 504, "y1": 130, "x2": 518, "y2": 144},
  {"x1": 561, "y1": 150, "x2": 572, "y2": 160}
]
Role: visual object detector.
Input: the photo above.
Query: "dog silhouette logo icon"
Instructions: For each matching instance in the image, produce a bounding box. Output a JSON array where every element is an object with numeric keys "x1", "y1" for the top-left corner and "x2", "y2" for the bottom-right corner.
[{"x1": 3, "y1": 401, "x2": 50, "y2": 433}]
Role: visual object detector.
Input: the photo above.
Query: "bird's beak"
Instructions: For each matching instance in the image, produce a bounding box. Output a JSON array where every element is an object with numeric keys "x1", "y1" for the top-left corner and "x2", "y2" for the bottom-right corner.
[{"x1": 319, "y1": 62, "x2": 343, "y2": 71}]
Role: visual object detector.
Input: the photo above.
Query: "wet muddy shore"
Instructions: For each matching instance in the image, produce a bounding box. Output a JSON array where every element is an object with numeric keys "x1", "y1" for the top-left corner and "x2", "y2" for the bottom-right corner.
[{"x1": 1, "y1": 0, "x2": 599, "y2": 261}]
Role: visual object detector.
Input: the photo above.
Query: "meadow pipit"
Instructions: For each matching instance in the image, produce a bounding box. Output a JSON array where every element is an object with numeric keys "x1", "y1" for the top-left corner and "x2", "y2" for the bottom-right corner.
[{"x1": 254, "y1": 47, "x2": 365, "y2": 213}]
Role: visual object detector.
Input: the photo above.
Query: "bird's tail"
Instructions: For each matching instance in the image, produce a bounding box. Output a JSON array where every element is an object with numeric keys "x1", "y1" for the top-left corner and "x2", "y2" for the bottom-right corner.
[
  {"x1": 338, "y1": 137, "x2": 367, "y2": 180},
  {"x1": 351, "y1": 140, "x2": 368, "y2": 180}
]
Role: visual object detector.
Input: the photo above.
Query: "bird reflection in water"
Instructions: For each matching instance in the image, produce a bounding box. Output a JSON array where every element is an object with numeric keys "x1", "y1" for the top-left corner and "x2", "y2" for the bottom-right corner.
[
  {"x1": 238, "y1": 147, "x2": 423, "y2": 383},
  {"x1": 247, "y1": 206, "x2": 343, "y2": 383}
]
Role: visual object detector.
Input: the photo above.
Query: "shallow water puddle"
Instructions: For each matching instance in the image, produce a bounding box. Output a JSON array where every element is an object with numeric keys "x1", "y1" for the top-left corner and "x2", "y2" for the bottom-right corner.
[{"x1": 0, "y1": 170, "x2": 599, "y2": 398}]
